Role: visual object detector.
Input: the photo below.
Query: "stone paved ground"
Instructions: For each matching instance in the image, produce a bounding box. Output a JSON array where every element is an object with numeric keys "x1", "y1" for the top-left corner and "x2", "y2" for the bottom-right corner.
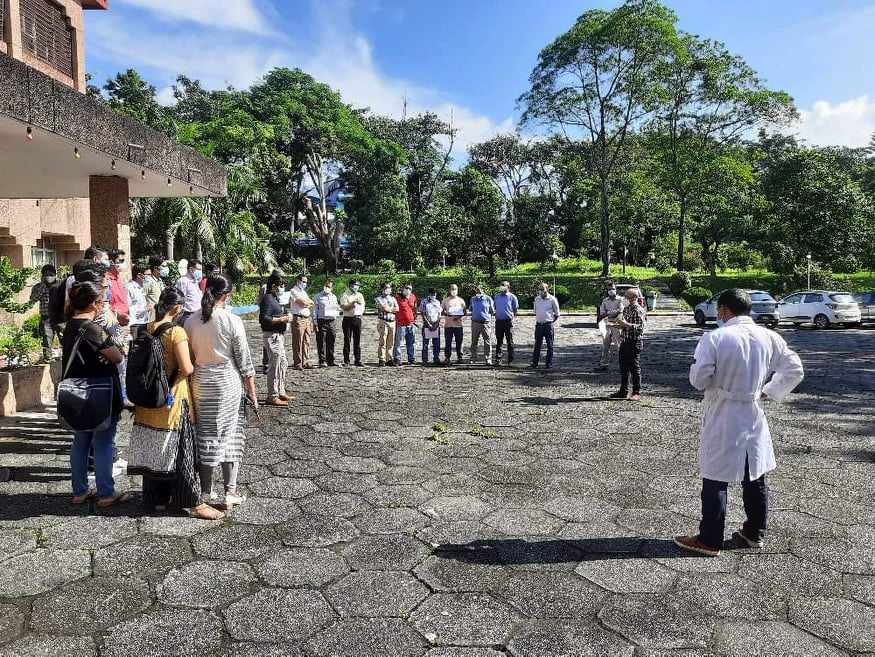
[{"x1": 1, "y1": 314, "x2": 873, "y2": 657}]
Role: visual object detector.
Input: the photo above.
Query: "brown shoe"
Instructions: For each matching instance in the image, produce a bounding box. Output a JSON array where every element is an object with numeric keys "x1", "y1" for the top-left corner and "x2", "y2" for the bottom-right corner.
[
  {"x1": 278, "y1": 394, "x2": 295, "y2": 402},
  {"x1": 266, "y1": 397, "x2": 288, "y2": 407},
  {"x1": 673, "y1": 535, "x2": 720, "y2": 557}
]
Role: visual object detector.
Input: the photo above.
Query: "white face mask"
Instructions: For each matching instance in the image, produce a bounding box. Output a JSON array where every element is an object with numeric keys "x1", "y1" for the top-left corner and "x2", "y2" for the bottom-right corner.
[
  {"x1": 449, "y1": 290, "x2": 457, "y2": 297},
  {"x1": 277, "y1": 286, "x2": 286, "y2": 295},
  {"x1": 608, "y1": 289, "x2": 617, "y2": 298},
  {"x1": 402, "y1": 288, "x2": 411, "y2": 296},
  {"x1": 383, "y1": 288, "x2": 392, "y2": 296},
  {"x1": 500, "y1": 287, "x2": 508, "y2": 293},
  {"x1": 324, "y1": 287, "x2": 332, "y2": 295},
  {"x1": 115, "y1": 262, "x2": 127, "y2": 273},
  {"x1": 159, "y1": 266, "x2": 170, "y2": 277}
]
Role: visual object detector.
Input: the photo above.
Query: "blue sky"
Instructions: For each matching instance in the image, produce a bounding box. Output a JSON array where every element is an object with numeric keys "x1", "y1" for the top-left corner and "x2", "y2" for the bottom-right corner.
[{"x1": 84, "y1": 0, "x2": 875, "y2": 150}]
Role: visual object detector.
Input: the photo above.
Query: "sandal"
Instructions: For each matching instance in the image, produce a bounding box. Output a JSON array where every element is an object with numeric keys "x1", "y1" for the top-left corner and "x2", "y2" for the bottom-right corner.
[
  {"x1": 187, "y1": 504, "x2": 225, "y2": 520},
  {"x1": 72, "y1": 490, "x2": 95, "y2": 505},
  {"x1": 97, "y1": 491, "x2": 133, "y2": 508}
]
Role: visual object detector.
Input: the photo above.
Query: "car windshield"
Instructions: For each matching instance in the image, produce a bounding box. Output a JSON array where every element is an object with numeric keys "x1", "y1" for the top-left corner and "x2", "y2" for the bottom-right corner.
[
  {"x1": 829, "y1": 294, "x2": 855, "y2": 303},
  {"x1": 749, "y1": 293, "x2": 774, "y2": 302}
]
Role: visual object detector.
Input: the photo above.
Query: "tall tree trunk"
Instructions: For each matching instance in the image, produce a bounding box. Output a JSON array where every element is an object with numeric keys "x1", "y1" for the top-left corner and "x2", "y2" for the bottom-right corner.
[
  {"x1": 599, "y1": 175, "x2": 610, "y2": 277},
  {"x1": 324, "y1": 246, "x2": 337, "y2": 275},
  {"x1": 165, "y1": 230, "x2": 174, "y2": 261},
  {"x1": 676, "y1": 195, "x2": 687, "y2": 271}
]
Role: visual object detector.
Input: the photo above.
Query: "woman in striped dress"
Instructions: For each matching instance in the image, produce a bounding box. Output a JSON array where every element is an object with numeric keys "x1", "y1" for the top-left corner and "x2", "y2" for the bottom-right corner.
[{"x1": 185, "y1": 274, "x2": 257, "y2": 509}]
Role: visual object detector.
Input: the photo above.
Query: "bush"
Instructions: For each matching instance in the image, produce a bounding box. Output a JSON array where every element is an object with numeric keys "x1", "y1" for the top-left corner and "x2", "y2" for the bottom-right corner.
[
  {"x1": 376, "y1": 259, "x2": 396, "y2": 275},
  {"x1": 831, "y1": 254, "x2": 861, "y2": 274},
  {"x1": 231, "y1": 283, "x2": 260, "y2": 307},
  {"x1": 667, "y1": 271, "x2": 692, "y2": 297},
  {"x1": 347, "y1": 259, "x2": 365, "y2": 274},
  {"x1": 682, "y1": 286, "x2": 712, "y2": 307},
  {"x1": 552, "y1": 284, "x2": 571, "y2": 305},
  {"x1": 307, "y1": 259, "x2": 325, "y2": 275},
  {"x1": 23, "y1": 314, "x2": 40, "y2": 338},
  {"x1": 0, "y1": 326, "x2": 40, "y2": 369}
]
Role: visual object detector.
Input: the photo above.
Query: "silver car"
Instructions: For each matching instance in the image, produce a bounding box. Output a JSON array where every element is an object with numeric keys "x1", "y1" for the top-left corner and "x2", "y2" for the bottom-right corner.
[{"x1": 853, "y1": 291, "x2": 875, "y2": 323}]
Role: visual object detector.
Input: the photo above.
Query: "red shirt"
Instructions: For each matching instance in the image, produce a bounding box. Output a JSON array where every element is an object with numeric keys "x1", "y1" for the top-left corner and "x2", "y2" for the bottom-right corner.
[
  {"x1": 198, "y1": 277, "x2": 207, "y2": 292},
  {"x1": 107, "y1": 270, "x2": 129, "y2": 317},
  {"x1": 394, "y1": 293, "x2": 418, "y2": 326}
]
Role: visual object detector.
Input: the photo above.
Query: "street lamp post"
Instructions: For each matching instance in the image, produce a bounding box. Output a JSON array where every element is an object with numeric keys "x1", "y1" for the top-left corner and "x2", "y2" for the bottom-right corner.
[
  {"x1": 806, "y1": 253, "x2": 812, "y2": 290},
  {"x1": 550, "y1": 253, "x2": 560, "y2": 289}
]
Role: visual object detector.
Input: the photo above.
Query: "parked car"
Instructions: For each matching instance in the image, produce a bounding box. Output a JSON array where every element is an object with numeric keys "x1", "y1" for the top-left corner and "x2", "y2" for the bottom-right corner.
[
  {"x1": 853, "y1": 291, "x2": 875, "y2": 323},
  {"x1": 776, "y1": 290, "x2": 861, "y2": 329},
  {"x1": 614, "y1": 284, "x2": 646, "y2": 307},
  {"x1": 693, "y1": 290, "x2": 779, "y2": 327}
]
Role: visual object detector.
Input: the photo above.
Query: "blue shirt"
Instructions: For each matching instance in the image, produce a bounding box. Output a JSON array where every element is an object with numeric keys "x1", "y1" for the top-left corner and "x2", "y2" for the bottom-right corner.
[
  {"x1": 493, "y1": 291, "x2": 519, "y2": 321},
  {"x1": 470, "y1": 295, "x2": 495, "y2": 322}
]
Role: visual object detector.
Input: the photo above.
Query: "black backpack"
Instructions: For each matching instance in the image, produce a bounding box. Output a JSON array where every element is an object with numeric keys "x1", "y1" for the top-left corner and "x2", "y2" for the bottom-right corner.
[
  {"x1": 126, "y1": 323, "x2": 176, "y2": 408},
  {"x1": 48, "y1": 279, "x2": 67, "y2": 326}
]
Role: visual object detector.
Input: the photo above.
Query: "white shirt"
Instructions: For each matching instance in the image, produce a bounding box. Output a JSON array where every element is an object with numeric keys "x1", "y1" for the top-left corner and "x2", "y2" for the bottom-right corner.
[
  {"x1": 534, "y1": 294, "x2": 560, "y2": 323},
  {"x1": 289, "y1": 285, "x2": 312, "y2": 317},
  {"x1": 689, "y1": 315, "x2": 804, "y2": 482},
  {"x1": 599, "y1": 297, "x2": 623, "y2": 325},
  {"x1": 313, "y1": 290, "x2": 340, "y2": 320},
  {"x1": 341, "y1": 289, "x2": 365, "y2": 317},
  {"x1": 185, "y1": 307, "x2": 255, "y2": 377},
  {"x1": 125, "y1": 280, "x2": 149, "y2": 325},
  {"x1": 175, "y1": 275, "x2": 202, "y2": 313}
]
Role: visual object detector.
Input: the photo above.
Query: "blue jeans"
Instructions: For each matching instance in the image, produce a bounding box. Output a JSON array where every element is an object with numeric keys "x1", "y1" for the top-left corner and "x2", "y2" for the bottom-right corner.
[
  {"x1": 698, "y1": 456, "x2": 768, "y2": 549},
  {"x1": 71, "y1": 417, "x2": 118, "y2": 498},
  {"x1": 532, "y1": 322, "x2": 554, "y2": 366},
  {"x1": 422, "y1": 331, "x2": 441, "y2": 363},
  {"x1": 394, "y1": 324, "x2": 416, "y2": 363}
]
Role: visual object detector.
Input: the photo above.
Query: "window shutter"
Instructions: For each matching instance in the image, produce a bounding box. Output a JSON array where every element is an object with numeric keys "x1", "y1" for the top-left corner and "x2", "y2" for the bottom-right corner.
[{"x1": 19, "y1": 0, "x2": 74, "y2": 78}]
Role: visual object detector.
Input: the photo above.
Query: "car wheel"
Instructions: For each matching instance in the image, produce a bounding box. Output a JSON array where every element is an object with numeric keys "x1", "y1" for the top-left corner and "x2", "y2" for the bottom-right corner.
[
  {"x1": 694, "y1": 310, "x2": 706, "y2": 326},
  {"x1": 767, "y1": 320, "x2": 779, "y2": 329},
  {"x1": 813, "y1": 314, "x2": 830, "y2": 330}
]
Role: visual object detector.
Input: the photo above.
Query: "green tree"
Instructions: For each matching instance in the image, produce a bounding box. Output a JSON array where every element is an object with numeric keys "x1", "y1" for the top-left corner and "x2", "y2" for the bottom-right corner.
[
  {"x1": 103, "y1": 69, "x2": 174, "y2": 134},
  {"x1": 446, "y1": 167, "x2": 507, "y2": 277}
]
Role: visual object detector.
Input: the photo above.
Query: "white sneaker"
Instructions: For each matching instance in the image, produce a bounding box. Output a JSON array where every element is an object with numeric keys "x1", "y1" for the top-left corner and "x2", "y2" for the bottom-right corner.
[{"x1": 224, "y1": 492, "x2": 246, "y2": 508}]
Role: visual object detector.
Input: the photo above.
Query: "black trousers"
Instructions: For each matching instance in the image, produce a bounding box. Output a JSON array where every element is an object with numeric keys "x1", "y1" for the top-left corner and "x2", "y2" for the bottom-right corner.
[
  {"x1": 618, "y1": 338, "x2": 642, "y2": 394},
  {"x1": 444, "y1": 326, "x2": 464, "y2": 359},
  {"x1": 342, "y1": 316, "x2": 362, "y2": 364},
  {"x1": 316, "y1": 318, "x2": 338, "y2": 364},
  {"x1": 495, "y1": 319, "x2": 514, "y2": 362},
  {"x1": 699, "y1": 457, "x2": 769, "y2": 549}
]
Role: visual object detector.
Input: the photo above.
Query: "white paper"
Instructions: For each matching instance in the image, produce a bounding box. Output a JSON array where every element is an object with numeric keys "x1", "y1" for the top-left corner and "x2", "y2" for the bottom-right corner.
[
  {"x1": 278, "y1": 291, "x2": 291, "y2": 305},
  {"x1": 448, "y1": 306, "x2": 464, "y2": 317},
  {"x1": 598, "y1": 318, "x2": 608, "y2": 338}
]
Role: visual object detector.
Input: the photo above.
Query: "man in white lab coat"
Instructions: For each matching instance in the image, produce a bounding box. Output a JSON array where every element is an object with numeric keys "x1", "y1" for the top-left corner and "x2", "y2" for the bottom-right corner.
[{"x1": 675, "y1": 289, "x2": 804, "y2": 557}]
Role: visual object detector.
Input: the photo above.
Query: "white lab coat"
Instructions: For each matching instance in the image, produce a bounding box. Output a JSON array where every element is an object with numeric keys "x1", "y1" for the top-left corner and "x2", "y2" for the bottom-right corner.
[{"x1": 689, "y1": 316, "x2": 804, "y2": 482}]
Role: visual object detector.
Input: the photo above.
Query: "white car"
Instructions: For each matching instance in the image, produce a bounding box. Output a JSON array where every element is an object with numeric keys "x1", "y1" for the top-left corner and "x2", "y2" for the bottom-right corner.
[
  {"x1": 776, "y1": 290, "x2": 861, "y2": 329},
  {"x1": 694, "y1": 290, "x2": 779, "y2": 327}
]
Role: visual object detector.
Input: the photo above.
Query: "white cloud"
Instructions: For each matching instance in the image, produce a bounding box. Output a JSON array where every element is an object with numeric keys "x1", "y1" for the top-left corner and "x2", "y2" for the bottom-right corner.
[
  {"x1": 112, "y1": 0, "x2": 271, "y2": 35},
  {"x1": 795, "y1": 95, "x2": 875, "y2": 148}
]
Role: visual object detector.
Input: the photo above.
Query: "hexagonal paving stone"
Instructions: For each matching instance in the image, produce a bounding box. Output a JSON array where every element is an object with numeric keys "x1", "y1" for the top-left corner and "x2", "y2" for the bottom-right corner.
[
  {"x1": 278, "y1": 514, "x2": 359, "y2": 547},
  {"x1": 377, "y1": 466, "x2": 433, "y2": 485},
  {"x1": 298, "y1": 492, "x2": 370, "y2": 518},
  {"x1": 558, "y1": 521, "x2": 644, "y2": 554},
  {"x1": 790, "y1": 535, "x2": 875, "y2": 575},
  {"x1": 544, "y1": 496, "x2": 620, "y2": 523},
  {"x1": 248, "y1": 476, "x2": 319, "y2": 499},
  {"x1": 599, "y1": 594, "x2": 717, "y2": 650},
  {"x1": 411, "y1": 592, "x2": 520, "y2": 646},
  {"x1": 788, "y1": 596, "x2": 875, "y2": 652},
  {"x1": 483, "y1": 509, "x2": 563, "y2": 536},
  {"x1": 414, "y1": 552, "x2": 509, "y2": 593},
  {"x1": 342, "y1": 534, "x2": 431, "y2": 571},
  {"x1": 426, "y1": 650, "x2": 504, "y2": 657},
  {"x1": 325, "y1": 571, "x2": 429, "y2": 617},
  {"x1": 491, "y1": 538, "x2": 583, "y2": 572},
  {"x1": 0, "y1": 529, "x2": 36, "y2": 562},
  {"x1": 507, "y1": 620, "x2": 635, "y2": 657},
  {"x1": 327, "y1": 456, "x2": 386, "y2": 473},
  {"x1": 0, "y1": 603, "x2": 24, "y2": 645},
  {"x1": 0, "y1": 493, "x2": 88, "y2": 530},
  {"x1": 102, "y1": 609, "x2": 223, "y2": 657},
  {"x1": 214, "y1": 644, "x2": 302, "y2": 657},
  {"x1": 224, "y1": 589, "x2": 335, "y2": 642},
  {"x1": 256, "y1": 547, "x2": 349, "y2": 587},
  {"x1": 0, "y1": 635, "x2": 96, "y2": 657},
  {"x1": 158, "y1": 561, "x2": 257, "y2": 608},
  {"x1": 31, "y1": 577, "x2": 151, "y2": 633},
  {"x1": 364, "y1": 485, "x2": 433, "y2": 508},
  {"x1": 138, "y1": 515, "x2": 223, "y2": 537},
  {"x1": 316, "y1": 471, "x2": 379, "y2": 494},
  {"x1": 228, "y1": 497, "x2": 301, "y2": 525},
  {"x1": 496, "y1": 571, "x2": 608, "y2": 618},
  {"x1": 737, "y1": 553, "x2": 842, "y2": 597},
  {"x1": 304, "y1": 618, "x2": 427, "y2": 657},
  {"x1": 271, "y1": 459, "x2": 331, "y2": 478},
  {"x1": 675, "y1": 574, "x2": 786, "y2": 621},
  {"x1": 420, "y1": 496, "x2": 492, "y2": 522},
  {"x1": 0, "y1": 549, "x2": 91, "y2": 597},
  {"x1": 574, "y1": 558, "x2": 678, "y2": 594},
  {"x1": 94, "y1": 534, "x2": 192, "y2": 577},
  {"x1": 41, "y1": 515, "x2": 138, "y2": 549},
  {"x1": 354, "y1": 507, "x2": 430, "y2": 535},
  {"x1": 613, "y1": 509, "x2": 694, "y2": 538},
  {"x1": 844, "y1": 574, "x2": 875, "y2": 606},
  {"x1": 714, "y1": 619, "x2": 848, "y2": 656},
  {"x1": 191, "y1": 524, "x2": 280, "y2": 561}
]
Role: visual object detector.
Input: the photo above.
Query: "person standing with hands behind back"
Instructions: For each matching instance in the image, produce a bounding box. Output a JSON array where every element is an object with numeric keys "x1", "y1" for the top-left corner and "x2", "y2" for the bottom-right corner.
[
  {"x1": 289, "y1": 274, "x2": 315, "y2": 371},
  {"x1": 313, "y1": 278, "x2": 341, "y2": 367},
  {"x1": 340, "y1": 279, "x2": 365, "y2": 367},
  {"x1": 259, "y1": 270, "x2": 293, "y2": 406},
  {"x1": 393, "y1": 282, "x2": 418, "y2": 366},
  {"x1": 375, "y1": 282, "x2": 399, "y2": 367},
  {"x1": 531, "y1": 283, "x2": 560, "y2": 369},
  {"x1": 185, "y1": 274, "x2": 256, "y2": 510}
]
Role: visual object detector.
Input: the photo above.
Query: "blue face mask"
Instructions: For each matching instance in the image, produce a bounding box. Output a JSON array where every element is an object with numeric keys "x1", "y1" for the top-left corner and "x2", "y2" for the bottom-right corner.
[
  {"x1": 193, "y1": 270, "x2": 203, "y2": 281},
  {"x1": 105, "y1": 288, "x2": 113, "y2": 302},
  {"x1": 716, "y1": 317, "x2": 725, "y2": 328},
  {"x1": 300, "y1": 282, "x2": 308, "y2": 291}
]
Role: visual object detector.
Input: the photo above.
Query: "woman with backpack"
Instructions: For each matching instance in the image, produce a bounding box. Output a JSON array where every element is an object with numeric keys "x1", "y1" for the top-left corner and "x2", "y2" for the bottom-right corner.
[
  {"x1": 61, "y1": 281, "x2": 131, "y2": 508},
  {"x1": 185, "y1": 274, "x2": 256, "y2": 510},
  {"x1": 127, "y1": 288, "x2": 224, "y2": 520}
]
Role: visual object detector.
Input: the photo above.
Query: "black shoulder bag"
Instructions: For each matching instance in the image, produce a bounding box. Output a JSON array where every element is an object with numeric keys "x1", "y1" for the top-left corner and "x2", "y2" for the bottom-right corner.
[{"x1": 56, "y1": 323, "x2": 116, "y2": 432}]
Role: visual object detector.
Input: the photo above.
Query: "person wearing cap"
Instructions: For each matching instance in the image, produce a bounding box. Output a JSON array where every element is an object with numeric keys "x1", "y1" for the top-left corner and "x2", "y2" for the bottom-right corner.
[
  {"x1": 493, "y1": 281, "x2": 519, "y2": 366},
  {"x1": 143, "y1": 256, "x2": 169, "y2": 322},
  {"x1": 340, "y1": 279, "x2": 366, "y2": 366},
  {"x1": 610, "y1": 287, "x2": 647, "y2": 400},
  {"x1": 674, "y1": 288, "x2": 804, "y2": 557},
  {"x1": 596, "y1": 283, "x2": 623, "y2": 372},
  {"x1": 469, "y1": 284, "x2": 495, "y2": 365}
]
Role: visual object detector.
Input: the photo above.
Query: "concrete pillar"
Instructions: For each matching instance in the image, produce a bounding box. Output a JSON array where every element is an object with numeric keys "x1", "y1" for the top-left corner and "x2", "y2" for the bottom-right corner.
[{"x1": 89, "y1": 176, "x2": 131, "y2": 258}]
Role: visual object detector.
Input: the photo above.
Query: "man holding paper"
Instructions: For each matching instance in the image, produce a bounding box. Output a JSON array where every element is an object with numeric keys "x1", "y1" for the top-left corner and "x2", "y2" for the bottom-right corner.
[
  {"x1": 313, "y1": 278, "x2": 341, "y2": 367},
  {"x1": 596, "y1": 284, "x2": 623, "y2": 372},
  {"x1": 441, "y1": 284, "x2": 467, "y2": 364}
]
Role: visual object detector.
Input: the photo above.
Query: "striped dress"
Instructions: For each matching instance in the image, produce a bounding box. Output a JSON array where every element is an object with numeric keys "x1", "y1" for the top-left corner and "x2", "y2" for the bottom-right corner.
[{"x1": 185, "y1": 308, "x2": 255, "y2": 467}]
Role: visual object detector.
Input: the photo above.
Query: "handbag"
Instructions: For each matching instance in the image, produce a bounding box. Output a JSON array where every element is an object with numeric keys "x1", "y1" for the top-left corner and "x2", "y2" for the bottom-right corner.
[{"x1": 56, "y1": 324, "x2": 116, "y2": 432}]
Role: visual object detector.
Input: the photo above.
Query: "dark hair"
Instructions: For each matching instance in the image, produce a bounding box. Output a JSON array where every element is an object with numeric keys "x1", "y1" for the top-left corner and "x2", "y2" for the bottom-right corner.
[
  {"x1": 427, "y1": 287, "x2": 436, "y2": 295},
  {"x1": 402, "y1": 281, "x2": 412, "y2": 287},
  {"x1": 717, "y1": 288, "x2": 751, "y2": 316},
  {"x1": 67, "y1": 281, "x2": 102, "y2": 316},
  {"x1": 84, "y1": 245, "x2": 106, "y2": 260},
  {"x1": 148, "y1": 255, "x2": 165, "y2": 269},
  {"x1": 201, "y1": 273, "x2": 232, "y2": 322},
  {"x1": 324, "y1": 278, "x2": 334, "y2": 286},
  {"x1": 41, "y1": 264, "x2": 56, "y2": 276},
  {"x1": 380, "y1": 281, "x2": 390, "y2": 289},
  {"x1": 108, "y1": 249, "x2": 125, "y2": 262},
  {"x1": 187, "y1": 259, "x2": 202, "y2": 270},
  {"x1": 349, "y1": 279, "x2": 360, "y2": 286},
  {"x1": 155, "y1": 288, "x2": 183, "y2": 321},
  {"x1": 296, "y1": 273, "x2": 307, "y2": 281},
  {"x1": 71, "y1": 259, "x2": 91, "y2": 277},
  {"x1": 205, "y1": 262, "x2": 220, "y2": 274},
  {"x1": 266, "y1": 269, "x2": 285, "y2": 294},
  {"x1": 75, "y1": 265, "x2": 106, "y2": 284},
  {"x1": 132, "y1": 263, "x2": 149, "y2": 278}
]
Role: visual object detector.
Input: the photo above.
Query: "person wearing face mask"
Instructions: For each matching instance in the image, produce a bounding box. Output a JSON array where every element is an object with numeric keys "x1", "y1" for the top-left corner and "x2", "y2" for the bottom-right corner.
[
  {"x1": 419, "y1": 288, "x2": 442, "y2": 365},
  {"x1": 470, "y1": 284, "x2": 496, "y2": 365},
  {"x1": 259, "y1": 270, "x2": 293, "y2": 406},
  {"x1": 125, "y1": 263, "x2": 151, "y2": 339},
  {"x1": 675, "y1": 289, "x2": 804, "y2": 557},
  {"x1": 200, "y1": 263, "x2": 221, "y2": 292},
  {"x1": 392, "y1": 281, "x2": 418, "y2": 366},
  {"x1": 610, "y1": 287, "x2": 648, "y2": 400},
  {"x1": 29, "y1": 264, "x2": 62, "y2": 361},
  {"x1": 106, "y1": 249, "x2": 130, "y2": 328},
  {"x1": 289, "y1": 273, "x2": 315, "y2": 371},
  {"x1": 144, "y1": 256, "x2": 169, "y2": 322},
  {"x1": 340, "y1": 279, "x2": 366, "y2": 366},
  {"x1": 375, "y1": 282, "x2": 399, "y2": 366},
  {"x1": 493, "y1": 281, "x2": 519, "y2": 367},
  {"x1": 596, "y1": 284, "x2": 624, "y2": 372},
  {"x1": 313, "y1": 278, "x2": 341, "y2": 367},
  {"x1": 175, "y1": 259, "x2": 204, "y2": 327},
  {"x1": 531, "y1": 282, "x2": 561, "y2": 369},
  {"x1": 441, "y1": 284, "x2": 466, "y2": 364}
]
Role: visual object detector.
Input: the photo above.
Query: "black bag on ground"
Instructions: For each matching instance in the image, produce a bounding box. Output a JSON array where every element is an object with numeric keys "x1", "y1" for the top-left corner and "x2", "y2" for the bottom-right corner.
[
  {"x1": 57, "y1": 325, "x2": 115, "y2": 432},
  {"x1": 126, "y1": 323, "x2": 175, "y2": 408}
]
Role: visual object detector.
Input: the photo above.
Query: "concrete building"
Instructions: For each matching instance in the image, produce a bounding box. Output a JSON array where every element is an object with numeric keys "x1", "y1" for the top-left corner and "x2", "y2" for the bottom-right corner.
[{"x1": 0, "y1": 0, "x2": 226, "y2": 272}]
